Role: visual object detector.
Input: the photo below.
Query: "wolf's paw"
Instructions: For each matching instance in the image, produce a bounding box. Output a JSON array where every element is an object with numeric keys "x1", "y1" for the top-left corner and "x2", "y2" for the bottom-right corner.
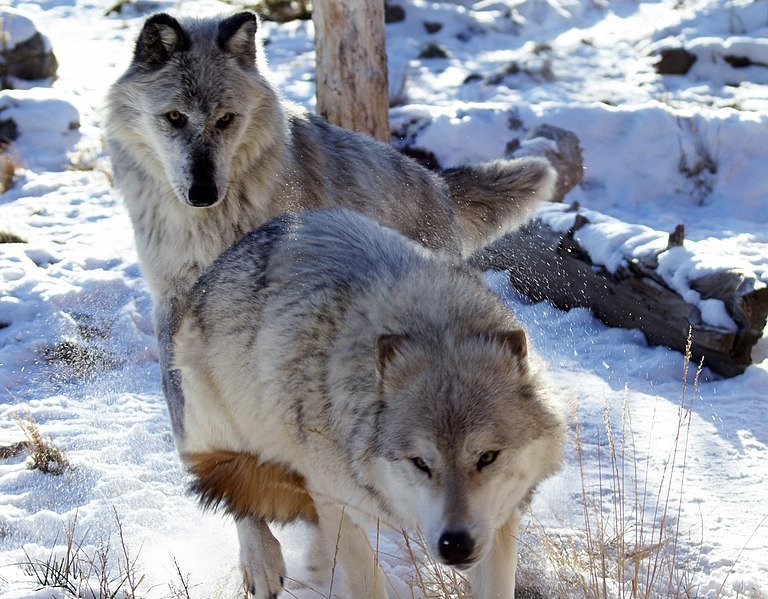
[
  {"x1": 241, "y1": 544, "x2": 285, "y2": 598},
  {"x1": 237, "y1": 517, "x2": 286, "y2": 598}
]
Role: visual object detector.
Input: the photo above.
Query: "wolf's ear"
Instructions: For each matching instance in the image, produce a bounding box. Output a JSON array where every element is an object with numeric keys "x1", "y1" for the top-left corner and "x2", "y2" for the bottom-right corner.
[
  {"x1": 486, "y1": 329, "x2": 527, "y2": 359},
  {"x1": 134, "y1": 14, "x2": 189, "y2": 66},
  {"x1": 217, "y1": 12, "x2": 258, "y2": 68},
  {"x1": 375, "y1": 334, "x2": 409, "y2": 378}
]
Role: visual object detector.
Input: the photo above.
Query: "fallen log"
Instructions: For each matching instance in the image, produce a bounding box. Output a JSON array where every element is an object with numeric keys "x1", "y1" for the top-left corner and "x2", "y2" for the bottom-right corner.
[{"x1": 472, "y1": 204, "x2": 768, "y2": 378}]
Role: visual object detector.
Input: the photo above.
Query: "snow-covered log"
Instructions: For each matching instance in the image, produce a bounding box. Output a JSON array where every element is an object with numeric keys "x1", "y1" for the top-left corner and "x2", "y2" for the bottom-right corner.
[{"x1": 473, "y1": 204, "x2": 768, "y2": 377}]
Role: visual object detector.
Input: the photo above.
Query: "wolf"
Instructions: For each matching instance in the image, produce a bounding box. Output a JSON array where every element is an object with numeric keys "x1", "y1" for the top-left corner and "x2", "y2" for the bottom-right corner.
[
  {"x1": 103, "y1": 9, "x2": 556, "y2": 329},
  {"x1": 173, "y1": 208, "x2": 565, "y2": 598}
]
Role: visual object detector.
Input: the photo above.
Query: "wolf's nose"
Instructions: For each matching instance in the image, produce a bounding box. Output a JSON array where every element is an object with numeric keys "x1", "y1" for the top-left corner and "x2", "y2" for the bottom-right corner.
[
  {"x1": 188, "y1": 180, "x2": 218, "y2": 207},
  {"x1": 438, "y1": 530, "x2": 475, "y2": 566}
]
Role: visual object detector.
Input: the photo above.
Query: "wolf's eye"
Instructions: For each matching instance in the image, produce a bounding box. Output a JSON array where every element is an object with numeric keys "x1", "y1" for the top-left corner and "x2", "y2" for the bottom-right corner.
[
  {"x1": 477, "y1": 450, "x2": 499, "y2": 470},
  {"x1": 216, "y1": 113, "x2": 235, "y2": 129},
  {"x1": 411, "y1": 457, "x2": 431, "y2": 477},
  {"x1": 165, "y1": 111, "x2": 187, "y2": 128}
]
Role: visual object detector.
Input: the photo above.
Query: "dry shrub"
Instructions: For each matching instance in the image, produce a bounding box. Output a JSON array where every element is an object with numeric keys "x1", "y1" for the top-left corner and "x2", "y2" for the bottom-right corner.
[
  {"x1": 21, "y1": 510, "x2": 145, "y2": 598},
  {"x1": 14, "y1": 412, "x2": 71, "y2": 475},
  {"x1": 0, "y1": 149, "x2": 18, "y2": 193}
]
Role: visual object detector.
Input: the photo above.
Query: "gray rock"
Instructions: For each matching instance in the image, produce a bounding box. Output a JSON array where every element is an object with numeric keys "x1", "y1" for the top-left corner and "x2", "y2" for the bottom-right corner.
[
  {"x1": 385, "y1": 2, "x2": 406, "y2": 24},
  {"x1": 654, "y1": 48, "x2": 697, "y2": 75},
  {"x1": 0, "y1": 12, "x2": 58, "y2": 86},
  {"x1": 419, "y1": 42, "x2": 450, "y2": 59},
  {"x1": 0, "y1": 117, "x2": 18, "y2": 148}
]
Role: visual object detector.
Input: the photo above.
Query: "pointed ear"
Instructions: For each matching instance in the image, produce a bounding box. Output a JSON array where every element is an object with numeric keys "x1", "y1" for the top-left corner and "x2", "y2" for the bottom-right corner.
[
  {"x1": 134, "y1": 14, "x2": 189, "y2": 67},
  {"x1": 217, "y1": 12, "x2": 258, "y2": 68},
  {"x1": 486, "y1": 329, "x2": 527, "y2": 359},
  {"x1": 375, "y1": 334, "x2": 409, "y2": 378}
]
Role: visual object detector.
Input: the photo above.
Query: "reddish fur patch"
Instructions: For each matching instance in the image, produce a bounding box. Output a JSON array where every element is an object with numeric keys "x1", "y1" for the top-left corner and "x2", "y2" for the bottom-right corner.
[{"x1": 185, "y1": 450, "x2": 317, "y2": 524}]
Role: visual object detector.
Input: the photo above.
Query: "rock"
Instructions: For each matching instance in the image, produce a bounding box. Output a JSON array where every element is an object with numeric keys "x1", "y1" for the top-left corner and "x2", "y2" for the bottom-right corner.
[
  {"x1": 0, "y1": 10, "x2": 58, "y2": 86},
  {"x1": 723, "y1": 54, "x2": 768, "y2": 68},
  {"x1": 514, "y1": 125, "x2": 584, "y2": 202},
  {"x1": 423, "y1": 21, "x2": 443, "y2": 34},
  {"x1": 384, "y1": 2, "x2": 406, "y2": 24},
  {"x1": 419, "y1": 42, "x2": 450, "y2": 59},
  {"x1": 0, "y1": 118, "x2": 18, "y2": 148},
  {"x1": 654, "y1": 48, "x2": 697, "y2": 75}
]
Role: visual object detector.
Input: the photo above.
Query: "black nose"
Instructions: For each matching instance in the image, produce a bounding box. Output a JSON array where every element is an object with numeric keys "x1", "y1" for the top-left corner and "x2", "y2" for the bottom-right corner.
[
  {"x1": 438, "y1": 530, "x2": 475, "y2": 566},
  {"x1": 188, "y1": 179, "x2": 218, "y2": 207}
]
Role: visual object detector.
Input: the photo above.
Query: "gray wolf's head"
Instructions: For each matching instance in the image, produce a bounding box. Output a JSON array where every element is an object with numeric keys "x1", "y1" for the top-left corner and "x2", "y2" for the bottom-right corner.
[
  {"x1": 366, "y1": 329, "x2": 564, "y2": 570},
  {"x1": 107, "y1": 12, "x2": 279, "y2": 208}
]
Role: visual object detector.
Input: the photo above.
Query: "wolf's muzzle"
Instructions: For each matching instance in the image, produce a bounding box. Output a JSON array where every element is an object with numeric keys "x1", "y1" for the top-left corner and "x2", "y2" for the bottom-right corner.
[
  {"x1": 188, "y1": 150, "x2": 219, "y2": 207},
  {"x1": 438, "y1": 529, "x2": 476, "y2": 568},
  {"x1": 188, "y1": 179, "x2": 219, "y2": 207}
]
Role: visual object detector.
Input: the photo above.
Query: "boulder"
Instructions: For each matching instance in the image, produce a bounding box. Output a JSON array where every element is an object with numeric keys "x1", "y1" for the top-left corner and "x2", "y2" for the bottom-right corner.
[
  {"x1": 0, "y1": 10, "x2": 58, "y2": 86},
  {"x1": 654, "y1": 48, "x2": 697, "y2": 75}
]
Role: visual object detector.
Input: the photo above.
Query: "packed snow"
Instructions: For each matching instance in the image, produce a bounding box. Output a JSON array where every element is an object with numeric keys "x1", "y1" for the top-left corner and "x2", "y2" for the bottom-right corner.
[{"x1": 0, "y1": 0, "x2": 766, "y2": 597}]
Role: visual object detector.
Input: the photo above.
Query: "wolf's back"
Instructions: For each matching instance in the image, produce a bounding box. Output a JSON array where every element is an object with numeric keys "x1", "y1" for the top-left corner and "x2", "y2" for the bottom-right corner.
[{"x1": 442, "y1": 156, "x2": 557, "y2": 257}]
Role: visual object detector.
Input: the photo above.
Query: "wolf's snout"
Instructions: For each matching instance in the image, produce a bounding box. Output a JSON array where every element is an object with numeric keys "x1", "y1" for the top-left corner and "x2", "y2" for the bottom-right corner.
[
  {"x1": 187, "y1": 150, "x2": 219, "y2": 207},
  {"x1": 438, "y1": 529, "x2": 475, "y2": 567},
  {"x1": 188, "y1": 179, "x2": 219, "y2": 207}
]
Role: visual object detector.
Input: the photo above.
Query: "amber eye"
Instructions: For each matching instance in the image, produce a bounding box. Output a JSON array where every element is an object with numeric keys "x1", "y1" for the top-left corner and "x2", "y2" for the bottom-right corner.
[
  {"x1": 411, "y1": 457, "x2": 432, "y2": 477},
  {"x1": 216, "y1": 113, "x2": 235, "y2": 129},
  {"x1": 165, "y1": 111, "x2": 186, "y2": 128},
  {"x1": 477, "y1": 450, "x2": 499, "y2": 470}
]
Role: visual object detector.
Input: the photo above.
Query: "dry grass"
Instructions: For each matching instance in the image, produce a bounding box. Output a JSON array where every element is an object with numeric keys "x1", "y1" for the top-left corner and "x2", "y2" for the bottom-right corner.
[
  {"x1": 14, "y1": 411, "x2": 71, "y2": 475},
  {"x1": 516, "y1": 335, "x2": 705, "y2": 598},
  {"x1": 0, "y1": 148, "x2": 21, "y2": 193},
  {"x1": 0, "y1": 230, "x2": 25, "y2": 243},
  {"x1": 513, "y1": 332, "x2": 767, "y2": 599},
  {"x1": 0, "y1": 151, "x2": 15, "y2": 191},
  {"x1": 20, "y1": 510, "x2": 145, "y2": 598},
  {"x1": 402, "y1": 530, "x2": 470, "y2": 598}
]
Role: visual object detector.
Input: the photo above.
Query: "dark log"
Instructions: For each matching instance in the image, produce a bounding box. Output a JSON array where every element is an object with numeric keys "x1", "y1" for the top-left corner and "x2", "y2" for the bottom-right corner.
[{"x1": 472, "y1": 217, "x2": 768, "y2": 378}]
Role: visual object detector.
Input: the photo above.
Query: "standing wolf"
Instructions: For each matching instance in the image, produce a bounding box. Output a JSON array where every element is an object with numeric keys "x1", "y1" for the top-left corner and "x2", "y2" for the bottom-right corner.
[
  {"x1": 105, "y1": 11, "x2": 556, "y2": 312},
  {"x1": 174, "y1": 209, "x2": 565, "y2": 599},
  {"x1": 104, "y1": 11, "x2": 558, "y2": 597}
]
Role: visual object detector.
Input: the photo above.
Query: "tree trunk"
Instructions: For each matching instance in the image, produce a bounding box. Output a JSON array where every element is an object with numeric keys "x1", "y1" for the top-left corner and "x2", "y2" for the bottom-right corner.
[
  {"x1": 472, "y1": 214, "x2": 768, "y2": 378},
  {"x1": 313, "y1": 0, "x2": 390, "y2": 142}
]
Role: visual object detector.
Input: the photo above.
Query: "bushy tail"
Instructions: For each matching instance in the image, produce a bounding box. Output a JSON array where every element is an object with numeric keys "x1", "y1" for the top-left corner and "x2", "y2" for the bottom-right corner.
[{"x1": 442, "y1": 156, "x2": 557, "y2": 257}]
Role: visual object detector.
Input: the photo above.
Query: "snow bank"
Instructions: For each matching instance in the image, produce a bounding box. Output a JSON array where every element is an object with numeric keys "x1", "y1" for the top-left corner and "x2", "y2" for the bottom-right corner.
[{"x1": 0, "y1": 89, "x2": 79, "y2": 171}]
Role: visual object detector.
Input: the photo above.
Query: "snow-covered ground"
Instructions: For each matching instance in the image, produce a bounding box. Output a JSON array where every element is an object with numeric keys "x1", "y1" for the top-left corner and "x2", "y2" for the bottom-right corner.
[{"x1": 1, "y1": 0, "x2": 766, "y2": 597}]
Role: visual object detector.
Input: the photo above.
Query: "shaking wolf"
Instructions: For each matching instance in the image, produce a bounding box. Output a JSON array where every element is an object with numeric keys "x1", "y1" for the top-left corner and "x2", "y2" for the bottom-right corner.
[
  {"x1": 174, "y1": 209, "x2": 565, "y2": 598},
  {"x1": 105, "y1": 11, "x2": 556, "y2": 311}
]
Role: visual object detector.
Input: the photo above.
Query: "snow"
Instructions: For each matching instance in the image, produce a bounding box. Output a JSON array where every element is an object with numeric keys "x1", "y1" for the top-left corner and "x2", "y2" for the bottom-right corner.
[
  {"x1": 0, "y1": 89, "x2": 80, "y2": 171},
  {"x1": 0, "y1": 9, "x2": 40, "y2": 48},
  {"x1": 0, "y1": 0, "x2": 767, "y2": 597}
]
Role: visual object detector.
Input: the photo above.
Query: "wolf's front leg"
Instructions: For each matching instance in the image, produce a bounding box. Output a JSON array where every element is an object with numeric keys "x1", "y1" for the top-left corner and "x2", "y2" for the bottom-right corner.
[
  {"x1": 314, "y1": 502, "x2": 389, "y2": 599},
  {"x1": 467, "y1": 508, "x2": 521, "y2": 599},
  {"x1": 237, "y1": 516, "x2": 286, "y2": 599}
]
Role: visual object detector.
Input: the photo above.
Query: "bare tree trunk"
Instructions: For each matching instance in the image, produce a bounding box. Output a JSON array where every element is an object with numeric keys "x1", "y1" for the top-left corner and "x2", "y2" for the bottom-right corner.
[{"x1": 313, "y1": 0, "x2": 390, "y2": 143}]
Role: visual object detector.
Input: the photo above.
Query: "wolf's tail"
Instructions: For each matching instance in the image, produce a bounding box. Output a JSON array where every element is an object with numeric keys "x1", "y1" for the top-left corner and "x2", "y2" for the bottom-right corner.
[{"x1": 442, "y1": 156, "x2": 557, "y2": 257}]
